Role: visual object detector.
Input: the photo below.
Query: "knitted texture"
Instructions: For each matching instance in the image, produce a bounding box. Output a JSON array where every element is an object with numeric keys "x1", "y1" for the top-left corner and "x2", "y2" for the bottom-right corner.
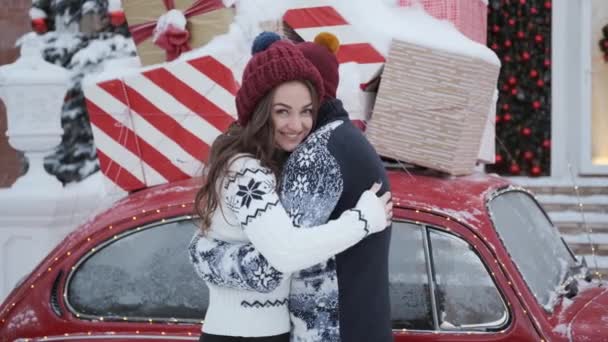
[
  {"x1": 236, "y1": 37, "x2": 325, "y2": 125},
  {"x1": 297, "y1": 36, "x2": 340, "y2": 100}
]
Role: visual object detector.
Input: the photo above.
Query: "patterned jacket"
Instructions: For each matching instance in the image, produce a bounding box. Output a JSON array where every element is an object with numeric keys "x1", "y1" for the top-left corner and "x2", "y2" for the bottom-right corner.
[{"x1": 191, "y1": 99, "x2": 392, "y2": 341}]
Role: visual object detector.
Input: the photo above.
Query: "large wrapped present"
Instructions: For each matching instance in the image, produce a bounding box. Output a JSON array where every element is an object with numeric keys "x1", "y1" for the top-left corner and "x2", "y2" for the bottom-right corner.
[
  {"x1": 397, "y1": 0, "x2": 488, "y2": 44},
  {"x1": 365, "y1": 39, "x2": 500, "y2": 175},
  {"x1": 84, "y1": 53, "x2": 239, "y2": 192},
  {"x1": 282, "y1": 3, "x2": 386, "y2": 89},
  {"x1": 125, "y1": 0, "x2": 234, "y2": 66}
]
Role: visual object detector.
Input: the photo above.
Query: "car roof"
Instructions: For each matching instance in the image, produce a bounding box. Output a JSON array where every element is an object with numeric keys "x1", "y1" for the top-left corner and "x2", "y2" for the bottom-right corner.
[
  {"x1": 68, "y1": 169, "x2": 512, "y2": 245},
  {"x1": 387, "y1": 168, "x2": 511, "y2": 227}
]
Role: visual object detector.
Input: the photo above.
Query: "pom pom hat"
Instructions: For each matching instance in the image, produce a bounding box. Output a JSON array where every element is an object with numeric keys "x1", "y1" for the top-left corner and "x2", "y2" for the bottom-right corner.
[
  {"x1": 297, "y1": 32, "x2": 340, "y2": 100},
  {"x1": 236, "y1": 32, "x2": 325, "y2": 126}
]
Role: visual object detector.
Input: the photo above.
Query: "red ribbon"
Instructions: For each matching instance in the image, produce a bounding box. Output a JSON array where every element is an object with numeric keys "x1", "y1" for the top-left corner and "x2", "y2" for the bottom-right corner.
[{"x1": 129, "y1": 0, "x2": 225, "y2": 61}]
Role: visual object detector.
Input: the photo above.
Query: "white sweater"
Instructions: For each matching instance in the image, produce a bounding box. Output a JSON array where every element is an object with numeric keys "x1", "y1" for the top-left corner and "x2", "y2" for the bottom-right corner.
[{"x1": 189, "y1": 155, "x2": 386, "y2": 337}]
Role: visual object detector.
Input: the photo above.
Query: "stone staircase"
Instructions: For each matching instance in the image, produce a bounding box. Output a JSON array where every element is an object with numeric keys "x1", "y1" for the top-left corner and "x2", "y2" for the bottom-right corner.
[{"x1": 522, "y1": 183, "x2": 608, "y2": 278}]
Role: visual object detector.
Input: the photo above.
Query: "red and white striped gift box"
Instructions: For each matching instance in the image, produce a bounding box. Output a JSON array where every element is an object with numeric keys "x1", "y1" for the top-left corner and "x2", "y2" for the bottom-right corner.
[
  {"x1": 85, "y1": 55, "x2": 239, "y2": 192},
  {"x1": 282, "y1": 3, "x2": 386, "y2": 88},
  {"x1": 397, "y1": 0, "x2": 488, "y2": 44}
]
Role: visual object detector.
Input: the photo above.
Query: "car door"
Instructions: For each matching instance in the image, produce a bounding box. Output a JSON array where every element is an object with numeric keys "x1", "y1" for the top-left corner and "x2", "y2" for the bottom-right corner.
[{"x1": 389, "y1": 213, "x2": 541, "y2": 341}]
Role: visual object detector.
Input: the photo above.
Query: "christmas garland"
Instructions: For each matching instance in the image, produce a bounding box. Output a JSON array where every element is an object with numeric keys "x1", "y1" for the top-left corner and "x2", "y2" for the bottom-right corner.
[{"x1": 600, "y1": 24, "x2": 608, "y2": 62}]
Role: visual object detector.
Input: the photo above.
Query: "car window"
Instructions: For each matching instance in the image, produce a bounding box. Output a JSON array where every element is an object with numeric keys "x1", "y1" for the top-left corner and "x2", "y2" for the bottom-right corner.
[
  {"x1": 429, "y1": 230, "x2": 508, "y2": 330},
  {"x1": 389, "y1": 221, "x2": 433, "y2": 330},
  {"x1": 389, "y1": 220, "x2": 508, "y2": 332},
  {"x1": 66, "y1": 217, "x2": 209, "y2": 322},
  {"x1": 489, "y1": 190, "x2": 576, "y2": 310}
]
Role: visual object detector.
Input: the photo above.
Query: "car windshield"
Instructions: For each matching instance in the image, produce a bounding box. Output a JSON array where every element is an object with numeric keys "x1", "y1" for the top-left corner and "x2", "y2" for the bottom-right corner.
[{"x1": 488, "y1": 190, "x2": 577, "y2": 311}]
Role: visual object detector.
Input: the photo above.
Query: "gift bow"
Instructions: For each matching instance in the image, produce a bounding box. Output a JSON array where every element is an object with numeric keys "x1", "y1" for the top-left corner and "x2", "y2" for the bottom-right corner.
[{"x1": 129, "y1": 0, "x2": 225, "y2": 62}]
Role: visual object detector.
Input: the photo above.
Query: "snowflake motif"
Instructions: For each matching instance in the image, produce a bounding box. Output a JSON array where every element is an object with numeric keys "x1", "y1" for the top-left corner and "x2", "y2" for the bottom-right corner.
[
  {"x1": 236, "y1": 178, "x2": 266, "y2": 208},
  {"x1": 291, "y1": 174, "x2": 309, "y2": 197},
  {"x1": 297, "y1": 147, "x2": 316, "y2": 167},
  {"x1": 252, "y1": 264, "x2": 278, "y2": 288}
]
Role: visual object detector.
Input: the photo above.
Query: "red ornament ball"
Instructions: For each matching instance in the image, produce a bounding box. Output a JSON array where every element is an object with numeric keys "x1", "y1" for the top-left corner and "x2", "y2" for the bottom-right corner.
[
  {"x1": 517, "y1": 31, "x2": 526, "y2": 39},
  {"x1": 520, "y1": 0, "x2": 527, "y2": 4},
  {"x1": 545, "y1": 1, "x2": 552, "y2": 9},
  {"x1": 503, "y1": 113, "x2": 513, "y2": 122},
  {"x1": 504, "y1": 55, "x2": 512, "y2": 62},
  {"x1": 544, "y1": 59, "x2": 552, "y2": 67},
  {"x1": 510, "y1": 164, "x2": 521, "y2": 175},
  {"x1": 542, "y1": 139, "x2": 551, "y2": 149},
  {"x1": 523, "y1": 151, "x2": 534, "y2": 160},
  {"x1": 522, "y1": 127, "x2": 532, "y2": 136},
  {"x1": 535, "y1": 34, "x2": 544, "y2": 43},
  {"x1": 537, "y1": 79, "x2": 545, "y2": 87},
  {"x1": 502, "y1": 104, "x2": 510, "y2": 111},
  {"x1": 532, "y1": 101, "x2": 542, "y2": 109},
  {"x1": 508, "y1": 76, "x2": 517, "y2": 85},
  {"x1": 511, "y1": 88, "x2": 518, "y2": 95},
  {"x1": 531, "y1": 165, "x2": 542, "y2": 176},
  {"x1": 109, "y1": 10, "x2": 126, "y2": 27},
  {"x1": 504, "y1": 40, "x2": 512, "y2": 48},
  {"x1": 531, "y1": 7, "x2": 538, "y2": 14},
  {"x1": 491, "y1": 43, "x2": 499, "y2": 50},
  {"x1": 530, "y1": 69, "x2": 538, "y2": 78},
  {"x1": 508, "y1": 19, "x2": 516, "y2": 26},
  {"x1": 522, "y1": 51, "x2": 531, "y2": 60},
  {"x1": 495, "y1": 154, "x2": 504, "y2": 164},
  {"x1": 493, "y1": 25, "x2": 501, "y2": 33},
  {"x1": 31, "y1": 18, "x2": 47, "y2": 34}
]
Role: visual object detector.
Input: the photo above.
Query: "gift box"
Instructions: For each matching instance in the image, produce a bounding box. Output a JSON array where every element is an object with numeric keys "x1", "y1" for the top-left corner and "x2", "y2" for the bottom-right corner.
[
  {"x1": 84, "y1": 53, "x2": 239, "y2": 192},
  {"x1": 397, "y1": 0, "x2": 488, "y2": 44},
  {"x1": 125, "y1": 0, "x2": 234, "y2": 66},
  {"x1": 365, "y1": 39, "x2": 500, "y2": 176},
  {"x1": 282, "y1": 3, "x2": 386, "y2": 88}
]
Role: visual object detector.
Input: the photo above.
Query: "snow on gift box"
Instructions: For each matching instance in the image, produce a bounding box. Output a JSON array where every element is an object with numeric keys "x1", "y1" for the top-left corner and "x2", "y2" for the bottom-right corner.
[
  {"x1": 83, "y1": 52, "x2": 239, "y2": 193},
  {"x1": 397, "y1": 0, "x2": 489, "y2": 45},
  {"x1": 124, "y1": 0, "x2": 234, "y2": 66},
  {"x1": 365, "y1": 6, "x2": 500, "y2": 176}
]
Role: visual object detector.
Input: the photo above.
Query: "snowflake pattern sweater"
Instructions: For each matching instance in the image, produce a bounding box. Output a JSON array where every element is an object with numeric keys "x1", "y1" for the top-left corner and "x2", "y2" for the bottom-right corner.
[
  {"x1": 189, "y1": 99, "x2": 392, "y2": 342},
  {"x1": 189, "y1": 153, "x2": 386, "y2": 337}
]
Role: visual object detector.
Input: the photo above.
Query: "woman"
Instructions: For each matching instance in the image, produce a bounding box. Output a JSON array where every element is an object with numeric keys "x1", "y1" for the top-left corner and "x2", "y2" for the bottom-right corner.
[{"x1": 190, "y1": 33, "x2": 392, "y2": 342}]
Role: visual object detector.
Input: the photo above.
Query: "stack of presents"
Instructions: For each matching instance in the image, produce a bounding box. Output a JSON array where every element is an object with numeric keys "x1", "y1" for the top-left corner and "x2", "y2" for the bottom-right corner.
[{"x1": 83, "y1": 0, "x2": 500, "y2": 194}]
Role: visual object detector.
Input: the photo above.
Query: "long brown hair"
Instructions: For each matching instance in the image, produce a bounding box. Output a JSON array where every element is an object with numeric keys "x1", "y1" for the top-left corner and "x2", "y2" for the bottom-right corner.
[{"x1": 195, "y1": 80, "x2": 319, "y2": 232}]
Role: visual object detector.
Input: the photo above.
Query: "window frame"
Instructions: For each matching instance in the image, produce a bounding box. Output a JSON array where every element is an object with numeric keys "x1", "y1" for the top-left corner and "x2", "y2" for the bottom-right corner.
[
  {"x1": 390, "y1": 218, "x2": 511, "y2": 334},
  {"x1": 63, "y1": 215, "x2": 205, "y2": 324}
]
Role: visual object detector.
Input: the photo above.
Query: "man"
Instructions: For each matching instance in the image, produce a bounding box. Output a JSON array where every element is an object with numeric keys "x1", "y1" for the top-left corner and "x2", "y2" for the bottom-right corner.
[{"x1": 191, "y1": 32, "x2": 392, "y2": 342}]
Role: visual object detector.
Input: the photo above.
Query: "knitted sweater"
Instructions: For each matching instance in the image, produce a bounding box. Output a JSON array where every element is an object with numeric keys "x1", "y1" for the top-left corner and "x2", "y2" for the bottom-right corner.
[
  {"x1": 190, "y1": 100, "x2": 392, "y2": 341},
  {"x1": 188, "y1": 154, "x2": 386, "y2": 337}
]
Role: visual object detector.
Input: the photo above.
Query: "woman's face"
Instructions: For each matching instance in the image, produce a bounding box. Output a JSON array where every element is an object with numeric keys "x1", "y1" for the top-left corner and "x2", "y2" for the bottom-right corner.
[{"x1": 270, "y1": 81, "x2": 314, "y2": 152}]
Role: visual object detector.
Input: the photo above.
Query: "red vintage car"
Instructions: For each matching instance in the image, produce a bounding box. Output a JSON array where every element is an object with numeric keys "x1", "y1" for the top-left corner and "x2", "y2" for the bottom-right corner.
[{"x1": 1, "y1": 169, "x2": 607, "y2": 341}]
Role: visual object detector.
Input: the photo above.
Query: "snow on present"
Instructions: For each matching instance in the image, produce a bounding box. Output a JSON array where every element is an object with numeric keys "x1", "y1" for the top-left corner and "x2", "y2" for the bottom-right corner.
[
  {"x1": 332, "y1": 0, "x2": 499, "y2": 66},
  {"x1": 108, "y1": 0, "x2": 122, "y2": 11},
  {"x1": 29, "y1": 7, "x2": 46, "y2": 20},
  {"x1": 153, "y1": 9, "x2": 188, "y2": 43}
]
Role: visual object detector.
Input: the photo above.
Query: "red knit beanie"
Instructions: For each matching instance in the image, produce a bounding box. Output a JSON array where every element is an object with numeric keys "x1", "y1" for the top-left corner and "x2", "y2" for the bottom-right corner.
[
  {"x1": 297, "y1": 32, "x2": 340, "y2": 100},
  {"x1": 236, "y1": 34, "x2": 325, "y2": 126}
]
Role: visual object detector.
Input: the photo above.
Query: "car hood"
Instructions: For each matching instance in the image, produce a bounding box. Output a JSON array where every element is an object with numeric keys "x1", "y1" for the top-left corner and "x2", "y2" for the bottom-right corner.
[{"x1": 570, "y1": 285, "x2": 608, "y2": 340}]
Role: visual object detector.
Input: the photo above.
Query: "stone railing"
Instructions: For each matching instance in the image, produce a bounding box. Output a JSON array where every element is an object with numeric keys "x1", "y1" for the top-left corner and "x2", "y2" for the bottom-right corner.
[{"x1": 0, "y1": 33, "x2": 120, "y2": 302}]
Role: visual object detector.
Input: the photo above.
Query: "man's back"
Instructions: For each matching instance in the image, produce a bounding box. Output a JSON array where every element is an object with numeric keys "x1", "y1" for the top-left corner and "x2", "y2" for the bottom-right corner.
[{"x1": 281, "y1": 99, "x2": 392, "y2": 342}]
